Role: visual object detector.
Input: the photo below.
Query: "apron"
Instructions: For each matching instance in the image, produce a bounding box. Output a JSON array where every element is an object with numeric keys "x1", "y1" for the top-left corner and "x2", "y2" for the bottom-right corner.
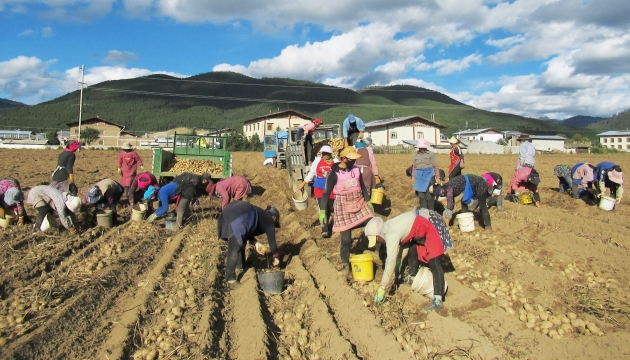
[
  {"x1": 449, "y1": 146, "x2": 461, "y2": 174},
  {"x1": 414, "y1": 168, "x2": 434, "y2": 192}
]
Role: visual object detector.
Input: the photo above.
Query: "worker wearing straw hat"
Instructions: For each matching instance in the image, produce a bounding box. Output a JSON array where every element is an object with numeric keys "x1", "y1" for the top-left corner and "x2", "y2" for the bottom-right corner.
[
  {"x1": 322, "y1": 146, "x2": 374, "y2": 275},
  {"x1": 364, "y1": 208, "x2": 452, "y2": 313},
  {"x1": 447, "y1": 136, "x2": 465, "y2": 180},
  {"x1": 595, "y1": 162, "x2": 624, "y2": 203},
  {"x1": 300, "y1": 145, "x2": 339, "y2": 238},
  {"x1": 117, "y1": 142, "x2": 144, "y2": 199},
  {"x1": 412, "y1": 138, "x2": 441, "y2": 211}
]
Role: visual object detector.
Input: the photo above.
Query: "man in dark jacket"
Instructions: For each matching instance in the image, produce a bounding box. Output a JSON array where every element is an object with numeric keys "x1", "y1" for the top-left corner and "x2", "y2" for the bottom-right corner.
[
  {"x1": 173, "y1": 172, "x2": 211, "y2": 190},
  {"x1": 218, "y1": 201, "x2": 281, "y2": 287}
]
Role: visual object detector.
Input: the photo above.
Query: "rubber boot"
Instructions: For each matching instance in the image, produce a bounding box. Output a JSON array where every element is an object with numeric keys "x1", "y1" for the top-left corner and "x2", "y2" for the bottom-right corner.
[{"x1": 321, "y1": 218, "x2": 330, "y2": 238}]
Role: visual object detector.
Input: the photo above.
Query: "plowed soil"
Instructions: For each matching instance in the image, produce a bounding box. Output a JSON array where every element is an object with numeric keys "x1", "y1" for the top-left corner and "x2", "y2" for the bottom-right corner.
[{"x1": 0, "y1": 148, "x2": 629, "y2": 359}]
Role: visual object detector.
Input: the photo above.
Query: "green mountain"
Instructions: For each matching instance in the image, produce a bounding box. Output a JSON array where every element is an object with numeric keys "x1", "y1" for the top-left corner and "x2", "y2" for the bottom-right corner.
[
  {"x1": 0, "y1": 98, "x2": 26, "y2": 109},
  {"x1": 0, "y1": 72, "x2": 594, "y2": 138},
  {"x1": 588, "y1": 109, "x2": 630, "y2": 132},
  {"x1": 562, "y1": 115, "x2": 604, "y2": 128}
]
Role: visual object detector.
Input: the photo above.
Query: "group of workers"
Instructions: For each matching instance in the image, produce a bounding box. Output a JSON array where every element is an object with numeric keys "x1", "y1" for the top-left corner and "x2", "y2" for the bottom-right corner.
[{"x1": 555, "y1": 161, "x2": 624, "y2": 202}]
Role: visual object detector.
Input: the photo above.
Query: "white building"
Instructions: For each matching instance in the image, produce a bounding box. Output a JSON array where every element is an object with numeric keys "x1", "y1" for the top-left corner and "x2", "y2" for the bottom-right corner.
[
  {"x1": 364, "y1": 116, "x2": 446, "y2": 146},
  {"x1": 597, "y1": 131, "x2": 630, "y2": 152},
  {"x1": 242, "y1": 110, "x2": 312, "y2": 140},
  {"x1": 530, "y1": 135, "x2": 567, "y2": 152},
  {"x1": 453, "y1": 128, "x2": 503, "y2": 143}
]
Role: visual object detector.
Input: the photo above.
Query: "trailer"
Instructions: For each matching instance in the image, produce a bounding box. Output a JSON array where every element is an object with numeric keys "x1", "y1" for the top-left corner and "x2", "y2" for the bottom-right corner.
[{"x1": 152, "y1": 132, "x2": 232, "y2": 184}]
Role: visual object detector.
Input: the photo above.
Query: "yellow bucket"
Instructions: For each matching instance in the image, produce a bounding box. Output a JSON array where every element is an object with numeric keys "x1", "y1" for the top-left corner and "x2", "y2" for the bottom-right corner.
[
  {"x1": 370, "y1": 187, "x2": 385, "y2": 205},
  {"x1": 520, "y1": 193, "x2": 533, "y2": 205},
  {"x1": 349, "y1": 254, "x2": 374, "y2": 282}
]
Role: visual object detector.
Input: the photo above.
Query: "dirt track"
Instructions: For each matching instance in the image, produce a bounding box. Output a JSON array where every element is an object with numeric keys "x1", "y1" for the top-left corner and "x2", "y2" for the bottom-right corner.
[{"x1": 0, "y1": 149, "x2": 629, "y2": 359}]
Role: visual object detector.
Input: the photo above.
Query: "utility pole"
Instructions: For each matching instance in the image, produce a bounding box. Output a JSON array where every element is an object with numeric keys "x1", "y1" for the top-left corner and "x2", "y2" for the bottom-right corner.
[{"x1": 77, "y1": 65, "x2": 85, "y2": 144}]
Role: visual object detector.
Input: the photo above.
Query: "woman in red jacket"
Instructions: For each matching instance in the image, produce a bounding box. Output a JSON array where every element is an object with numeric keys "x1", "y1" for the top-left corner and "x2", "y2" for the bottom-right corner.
[{"x1": 117, "y1": 143, "x2": 144, "y2": 199}]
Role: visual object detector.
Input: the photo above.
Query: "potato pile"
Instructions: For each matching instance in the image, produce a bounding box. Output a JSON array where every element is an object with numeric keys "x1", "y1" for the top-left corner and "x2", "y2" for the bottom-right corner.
[
  {"x1": 313, "y1": 138, "x2": 345, "y2": 158},
  {"x1": 561, "y1": 262, "x2": 618, "y2": 289},
  {"x1": 518, "y1": 304, "x2": 603, "y2": 338},
  {"x1": 166, "y1": 158, "x2": 223, "y2": 175},
  {"x1": 0, "y1": 295, "x2": 58, "y2": 343},
  {"x1": 77, "y1": 240, "x2": 124, "y2": 274}
]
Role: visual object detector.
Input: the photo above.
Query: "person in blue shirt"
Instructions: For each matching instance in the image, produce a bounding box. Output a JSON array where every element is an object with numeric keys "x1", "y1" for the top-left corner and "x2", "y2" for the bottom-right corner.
[
  {"x1": 342, "y1": 114, "x2": 365, "y2": 146},
  {"x1": 146, "y1": 181, "x2": 198, "y2": 227},
  {"x1": 594, "y1": 162, "x2": 624, "y2": 203},
  {"x1": 218, "y1": 201, "x2": 281, "y2": 288}
]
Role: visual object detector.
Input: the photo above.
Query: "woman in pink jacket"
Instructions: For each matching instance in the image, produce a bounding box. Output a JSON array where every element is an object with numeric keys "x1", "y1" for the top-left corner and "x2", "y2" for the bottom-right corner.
[
  {"x1": 117, "y1": 143, "x2": 144, "y2": 198},
  {"x1": 508, "y1": 167, "x2": 541, "y2": 207}
]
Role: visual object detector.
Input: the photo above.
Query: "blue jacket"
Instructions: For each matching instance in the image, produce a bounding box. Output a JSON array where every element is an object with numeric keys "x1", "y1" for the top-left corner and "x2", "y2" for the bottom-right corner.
[
  {"x1": 155, "y1": 182, "x2": 178, "y2": 217},
  {"x1": 342, "y1": 114, "x2": 365, "y2": 139},
  {"x1": 595, "y1": 161, "x2": 616, "y2": 182}
]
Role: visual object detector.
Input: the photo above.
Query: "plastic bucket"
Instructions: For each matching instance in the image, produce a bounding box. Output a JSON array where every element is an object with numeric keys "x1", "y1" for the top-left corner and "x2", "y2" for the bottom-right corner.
[
  {"x1": 411, "y1": 267, "x2": 449, "y2": 299},
  {"x1": 292, "y1": 190, "x2": 308, "y2": 211},
  {"x1": 257, "y1": 271, "x2": 285, "y2": 294},
  {"x1": 599, "y1": 196, "x2": 616, "y2": 211},
  {"x1": 96, "y1": 210, "x2": 113, "y2": 228},
  {"x1": 456, "y1": 212, "x2": 475, "y2": 232},
  {"x1": 370, "y1": 187, "x2": 385, "y2": 205},
  {"x1": 0, "y1": 215, "x2": 15, "y2": 228},
  {"x1": 131, "y1": 208, "x2": 146, "y2": 221},
  {"x1": 349, "y1": 254, "x2": 375, "y2": 282},
  {"x1": 40, "y1": 214, "x2": 58, "y2": 231},
  {"x1": 520, "y1": 193, "x2": 533, "y2": 205}
]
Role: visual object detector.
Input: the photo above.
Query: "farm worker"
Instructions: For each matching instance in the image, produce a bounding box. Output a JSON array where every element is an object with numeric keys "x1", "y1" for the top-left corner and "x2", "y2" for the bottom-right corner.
[
  {"x1": 362, "y1": 137, "x2": 381, "y2": 184},
  {"x1": 364, "y1": 208, "x2": 452, "y2": 313},
  {"x1": 411, "y1": 138, "x2": 441, "y2": 211},
  {"x1": 117, "y1": 142, "x2": 144, "y2": 198},
  {"x1": 470, "y1": 172, "x2": 504, "y2": 212},
  {"x1": 508, "y1": 167, "x2": 541, "y2": 206},
  {"x1": 26, "y1": 185, "x2": 81, "y2": 233},
  {"x1": 146, "y1": 181, "x2": 197, "y2": 226},
  {"x1": 0, "y1": 179, "x2": 28, "y2": 225},
  {"x1": 83, "y1": 179, "x2": 125, "y2": 225},
  {"x1": 321, "y1": 146, "x2": 374, "y2": 275},
  {"x1": 205, "y1": 175, "x2": 252, "y2": 210},
  {"x1": 594, "y1": 162, "x2": 624, "y2": 203},
  {"x1": 298, "y1": 118, "x2": 323, "y2": 165},
  {"x1": 554, "y1": 164, "x2": 572, "y2": 194},
  {"x1": 354, "y1": 141, "x2": 376, "y2": 195},
  {"x1": 447, "y1": 137, "x2": 465, "y2": 180},
  {"x1": 342, "y1": 114, "x2": 366, "y2": 147},
  {"x1": 128, "y1": 172, "x2": 159, "y2": 210},
  {"x1": 218, "y1": 201, "x2": 281, "y2": 288},
  {"x1": 437, "y1": 174, "x2": 494, "y2": 232},
  {"x1": 570, "y1": 163, "x2": 596, "y2": 198},
  {"x1": 300, "y1": 145, "x2": 339, "y2": 238},
  {"x1": 173, "y1": 172, "x2": 211, "y2": 191},
  {"x1": 516, "y1": 133, "x2": 535, "y2": 169},
  {"x1": 51, "y1": 140, "x2": 80, "y2": 196}
]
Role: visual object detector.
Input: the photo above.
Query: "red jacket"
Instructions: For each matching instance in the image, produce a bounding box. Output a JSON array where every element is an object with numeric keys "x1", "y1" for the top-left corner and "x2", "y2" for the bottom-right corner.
[{"x1": 401, "y1": 215, "x2": 444, "y2": 263}]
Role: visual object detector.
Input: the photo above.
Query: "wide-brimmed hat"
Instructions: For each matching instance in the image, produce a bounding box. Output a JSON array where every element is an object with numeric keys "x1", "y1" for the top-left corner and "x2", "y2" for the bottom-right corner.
[
  {"x1": 339, "y1": 146, "x2": 362, "y2": 159},
  {"x1": 414, "y1": 138, "x2": 431, "y2": 149},
  {"x1": 320, "y1": 145, "x2": 333, "y2": 154},
  {"x1": 365, "y1": 217, "x2": 384, "y2": 248},
  {"x1": 517, "y1": 133, "x2": 531, "y2": 141},
  {"x1": 448, "y1": 136, "x2": 459, "y2": 144},
  {"x1": 121, "y1": 142, "x2": 132, "y2": 150},
  {"x1": 86, "y1": 186, "x2": 102, "y2": 203},
  {"x1": 609, "y1": 170, "x2": 624, "y2": 184},
  {"x1": 4, "y1": 187, "x2": 23, "y2": 206}
]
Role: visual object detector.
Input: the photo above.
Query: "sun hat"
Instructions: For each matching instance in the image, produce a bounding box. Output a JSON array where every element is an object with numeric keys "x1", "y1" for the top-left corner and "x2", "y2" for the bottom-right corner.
[
  {"x1": 4, "y1": 187, "x2": 23, "y2": 206},
  {"x1": 448, "y1": 137, "x2": 459, "y2": 144},
  {"x1": 414, "y1": 138, "x2": 431, "y2": 149},
  {"x1": 121, "y1": 142, "x2": 132, "y2": 150},
  {"x1": 517, "y1": 133, "x2": 531, "y2": 141},
  {"x1": 86, "y1": 186, "x2": 102, "y2": 203},
  {"x1": 320, "y1": 145, "x2": 333, "y2": 154},
  {"x1": 65, "y1": 195, "x2": 82, "y2": 213},
  {"x1": 608, "y1": 170, "x2": 623, "y2": 184},
  {"x1": 313, "y1": 118, "x2": 323, "y2": 125},
  {"x1": 339, "y1": 146, "x2": 362, "y2": 160},
  {"x1": 365, "y1": 217, "x2": 385, "y2": 248},
  {"x1": 143, "y1": 185, "x2": 157, "y2": 201}
]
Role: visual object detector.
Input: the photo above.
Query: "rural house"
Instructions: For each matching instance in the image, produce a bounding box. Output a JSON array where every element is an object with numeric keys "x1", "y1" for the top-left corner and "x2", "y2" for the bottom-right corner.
[
  {"x1": 66, "y1": 117, "x2": 138, "y2": 147},
  {"x1": 242, "y1": 110, "x2": 313, "y2": 140},
  {"x1": 453, "y1": 128, "x2": 503, "y2": 143},
  {"x1": 364, "y1": 115, "x2": 446, "y2": 146},
  {"x1": 0, "y1": 130, "x2": 34, "y2": 140},
  {"x1": 530, "y1": 135, "x2": 567, "y2": 152},
  {"x1": 597, "y1": 131, "x2": 630, "y2": 152}
]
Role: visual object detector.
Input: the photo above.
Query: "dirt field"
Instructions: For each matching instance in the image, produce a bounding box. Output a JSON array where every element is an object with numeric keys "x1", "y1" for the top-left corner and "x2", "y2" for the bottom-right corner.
[{"x1": 0, "y1": 148, "x2": 629, "y2": 359}]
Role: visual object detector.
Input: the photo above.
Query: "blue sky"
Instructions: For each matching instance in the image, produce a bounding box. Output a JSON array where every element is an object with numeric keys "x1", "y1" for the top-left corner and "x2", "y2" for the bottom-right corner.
[{"x1": 1, "y1": 0, "x2": 630, "y2": 120}]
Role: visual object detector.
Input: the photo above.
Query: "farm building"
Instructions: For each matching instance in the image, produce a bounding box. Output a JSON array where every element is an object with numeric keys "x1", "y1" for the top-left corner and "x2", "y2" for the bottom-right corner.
[
  {"x1": 597, "y1": 131, "x2": 630, "y2": 152},
  {"x1": 364, "y1": 116, "x2": 446, "y2": 146},
  {"x1": 453, "y1": 128, "x2": 503, "y2": 143},
  {"x1": 0, "y1": 130, "x2": 34, "y2": 140},
  {"x1": 530, "y1": 135, "x2": 567, "y2": 152},
  {"x1": 66, "y1": 117, "x2": 139, "y2": 147},
  {"x1": 243, "y1": 110, "x2": 313, "y2": 140},
  {"x1": 502, "y1": 130, "x2": 522, "y2": 146}
]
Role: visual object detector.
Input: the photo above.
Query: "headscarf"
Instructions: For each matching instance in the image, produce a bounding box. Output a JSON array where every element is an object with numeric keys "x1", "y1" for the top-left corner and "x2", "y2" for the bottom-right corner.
[
  {"x1": 65, "y1": 140, "x2": 81, "y2": 152},
  {"x1": 4, "y1": 187, "x2": 23, "y2": 206},
  {"x1": 363, "y1": 137, "x2": 373, "y2": 147},
  {"x1": 64, "y1": 194, "x2": 82, "y2": 213},
  {"x1": 86, "y1": 186, "x2": 102, "y2": 203},
  {"x1": 137, "y1": 174, "x2": 153, "y2": 189},
  {"x1": 143, "y1": 185, "x2": 157, "y2": 200}
]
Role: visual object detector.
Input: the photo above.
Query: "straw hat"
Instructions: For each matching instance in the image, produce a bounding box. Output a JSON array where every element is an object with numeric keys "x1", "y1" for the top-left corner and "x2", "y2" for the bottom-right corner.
[
  {"x1": 608, "y1": 170, "x2": 624, "y2": 184},
  {"x1": 517, "y1": 133, "x2": 531, "y2": 141},
  {"x1": 122, "y1": 142, "x2": 132, "y2": 150},
  {"x1": 414, "y1": 138, "x2": 431, "y2": 149},
  {"x1": 448, "y1": 136, "x2": 459, "y2": 144},
  {"x1": 339, "y1": 146, "x2": 362, "y2": 159}
]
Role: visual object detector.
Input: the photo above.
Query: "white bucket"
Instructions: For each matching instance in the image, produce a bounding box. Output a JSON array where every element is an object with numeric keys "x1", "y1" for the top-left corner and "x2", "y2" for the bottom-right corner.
[
  {"x1": 292, "y1": 190, "x2": 308, "y2": 211},
  {"x1": 411, "y1": 267, "x2": 449, "y2": 299},
  {"x1": 456, "y1": 212, "x2": 475, "y2": 232},
  {"x1": 598, "y1": 196, "x2": 616, "y2": 211},
  {"x1": 40, "y1": 214, "x2": 58, "y2": 231}
]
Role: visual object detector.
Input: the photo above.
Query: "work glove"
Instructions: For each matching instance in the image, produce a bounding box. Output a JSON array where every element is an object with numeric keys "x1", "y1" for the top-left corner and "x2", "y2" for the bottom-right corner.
[
  {"x1": 374, "y1": 286, "x2": 386, "y2": 304},
  {"x1": 272, "y1": 252, "x2": 281, "y2": 267},
  {"x1": 147, "y1": 213, "x2": 158, "y2": 224},
  {"x1": 117, "y1": 168, "x2": 122, "y2": 175},
  {"x1": 319, "y1": 210, "x2": 327, "y2": 223},
  {"x1": 358, "y1": 131, "x2": 364, "y2": 139},
  {"x1": 17, "y1": 217, "x2": 24, "y2": 226},
  {"x1": 375, "y1": 175, "x2": 381, "y2": 184},
  {"x1": 299, "y1": 181, "x2": 307, "y2": 190},
  {"x1": 68, "y1": 183, "x2": 78, "y2": 196},
  {"x1": 0, "y1": 208, "x2": 5, "y2": 219},
  {"x1": 140, "y1": 165, "x2": 144, "y2": 171},
  {"x1": 367, "y1": 201, "x2": 374, "y2": 211}
]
